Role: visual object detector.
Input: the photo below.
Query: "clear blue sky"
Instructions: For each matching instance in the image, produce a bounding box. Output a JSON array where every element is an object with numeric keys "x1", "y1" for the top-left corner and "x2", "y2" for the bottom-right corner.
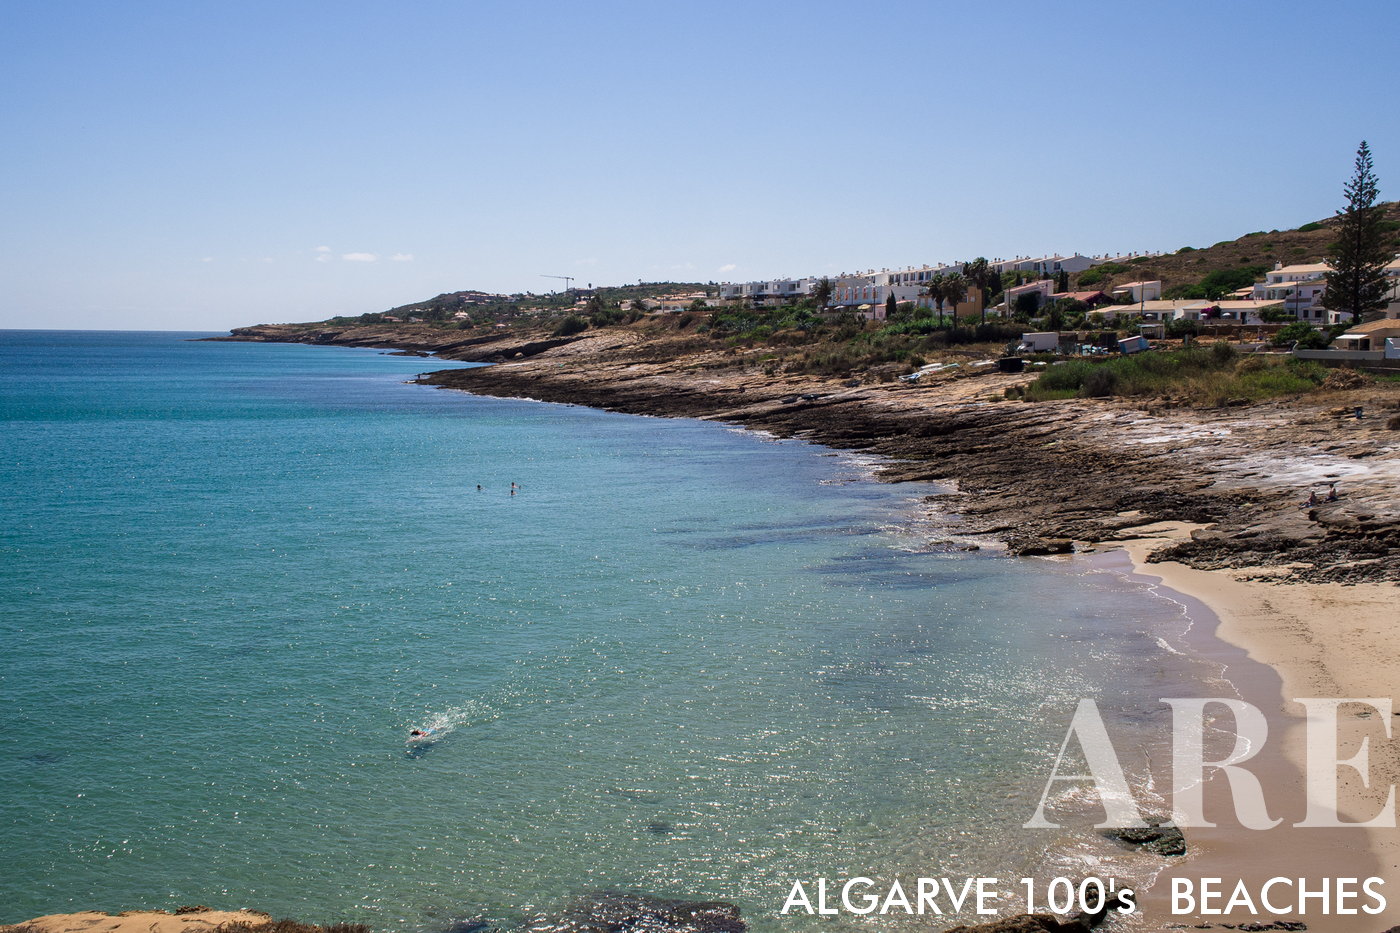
[{"x1": 1, "y1": 0, "x2": 1395, "y2": 331}]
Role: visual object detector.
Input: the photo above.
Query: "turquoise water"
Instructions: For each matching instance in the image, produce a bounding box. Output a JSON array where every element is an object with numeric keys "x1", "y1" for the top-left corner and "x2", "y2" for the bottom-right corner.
[{"x1": 0, "y1": 331, "x2": 1197, "y2": 930}]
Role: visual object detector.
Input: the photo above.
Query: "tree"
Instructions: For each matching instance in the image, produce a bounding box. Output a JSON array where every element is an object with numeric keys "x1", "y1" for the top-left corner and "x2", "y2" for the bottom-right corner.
[
  {"x1": 812, "y1": 277, "x2": 834, "y2": 313},
  {"x1": 884, "y1": 291, "x2": 897, "y2": 319},
  {"x1": 963, "y1": 258, "x2": 992, "y2": 324},
  {"x1": 941, "y1": 273, "x2": 968, "y2": 325},
  {"x1": 924, "y1": 273, "x2": 948, "y2": 325},
  {"x1": 1274, "y1": 320, "x2": 1327, "y2": 349},
  {"x1": 1014, "y1": 292, "x2": 1040, "y2": 320},
  {"x1": 1056, "y1": 269, "x2": 1070, "y2": 293},
  {"x1": 1322, "y1": 141, "x2": 1392, "y2": 320}
]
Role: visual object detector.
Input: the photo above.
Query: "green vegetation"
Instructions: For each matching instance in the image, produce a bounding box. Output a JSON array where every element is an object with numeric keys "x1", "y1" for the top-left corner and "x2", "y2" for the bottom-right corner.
[
  {"x1": 1077, "y1": 262, "x2": 1130, "y2": 286},
  {"x1": 553, "y1": 314, "x2": 589, "y2": 336},
  {"x1": 1162, "y1": 264, "x2": 1268, "y2": 300},
  {"x1": 1019, "y1": 344, "x2": 1328, "y2": 405},
  {"x1": 1297, "y1": 221, "x2": 1325, "y2": 232},
  {"x1": 1273, "y1": 321, "x2": 1328, "y2": 349}
]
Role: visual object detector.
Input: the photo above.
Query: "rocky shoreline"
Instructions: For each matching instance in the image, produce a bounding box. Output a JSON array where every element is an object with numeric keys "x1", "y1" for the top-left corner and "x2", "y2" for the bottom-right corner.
[{"x1": 213, "y1": 323, "x2": 1400, "y2": 582}]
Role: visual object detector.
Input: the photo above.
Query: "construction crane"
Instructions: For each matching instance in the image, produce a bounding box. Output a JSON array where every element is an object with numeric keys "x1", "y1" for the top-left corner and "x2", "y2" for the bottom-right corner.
[{"x1": 540, "y1": 274, "x2": 575, "y2": 293}]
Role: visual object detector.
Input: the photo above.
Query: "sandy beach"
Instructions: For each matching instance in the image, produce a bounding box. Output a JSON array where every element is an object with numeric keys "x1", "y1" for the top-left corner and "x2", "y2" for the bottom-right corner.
[{"x1": 1113, "y1": 525, "x2": 1398, "y2": 930}]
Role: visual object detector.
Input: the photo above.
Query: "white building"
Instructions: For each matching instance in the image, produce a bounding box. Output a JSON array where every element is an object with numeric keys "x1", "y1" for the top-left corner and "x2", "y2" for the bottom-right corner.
[
  {"x1": 1249, "y1": 258, "x2": 1400, "y2": 322},
  {"x1": 717, "y1": 277, "x2": 817, "y2": 305},
  {"x1": 1005, "y1": 279, "x2": 1056, "y2": 312},
  {"x1": 1111, "y1": 280, "x2": 1163, "y2": 304}
]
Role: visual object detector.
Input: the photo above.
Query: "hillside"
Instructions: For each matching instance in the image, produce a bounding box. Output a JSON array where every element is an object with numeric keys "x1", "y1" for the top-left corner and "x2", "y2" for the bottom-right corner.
[
  {"x1": 1070, "y1": 201, "x2": 1400, "y2": 297},
  {"x1": 352, "y1": 281, "x2": 714, "y2": 327}
]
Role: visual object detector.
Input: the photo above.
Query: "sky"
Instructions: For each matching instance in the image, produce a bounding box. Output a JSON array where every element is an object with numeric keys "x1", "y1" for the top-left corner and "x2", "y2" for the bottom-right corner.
[{"x1": 1, "y1": 0, "x2": 1396, "y2": 331}]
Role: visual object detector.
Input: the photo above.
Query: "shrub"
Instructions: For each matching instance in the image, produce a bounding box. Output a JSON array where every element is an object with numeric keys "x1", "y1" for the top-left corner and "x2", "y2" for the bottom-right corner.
[
  {"x1": 590, "y1": 307, "x2": 625, "y2": 326},
  {"x1": 1297, "y1": 221, "x2": 1324, "y2": 232},
  {"x1": 553, "y1": 314, "x2": 589, "y2": 336},
  {"x1": 1021, "y1": 347, "x2": 1326, "y2": 405},
  {"x1": 1081, "y1": 366, "x2": 1120, "y2": 397},
  {"x1": 1273, "y1": 321, "x2": 1325, "y2": 348},
  {"x1": 1209, "y1": 340, "x2": 1236, "y2": 365}
]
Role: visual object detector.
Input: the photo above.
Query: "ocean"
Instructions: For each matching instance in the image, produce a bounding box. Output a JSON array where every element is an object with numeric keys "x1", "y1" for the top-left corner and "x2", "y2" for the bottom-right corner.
[{"x1": 0, "y1": 330, "x2": 1205, "y2": 930}]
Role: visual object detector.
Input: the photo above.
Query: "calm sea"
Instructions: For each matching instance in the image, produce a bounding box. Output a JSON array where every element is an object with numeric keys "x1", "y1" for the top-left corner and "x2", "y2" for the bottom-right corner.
[{"x1": 0, "y1": 331, "x2": 1202, "y2": 931}]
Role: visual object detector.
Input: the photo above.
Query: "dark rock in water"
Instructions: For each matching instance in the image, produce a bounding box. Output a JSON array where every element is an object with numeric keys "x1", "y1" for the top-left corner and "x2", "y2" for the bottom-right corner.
[
  {"x1": 645, "y1": 820, "x2": 673, "y2": 835},
  {"x1": 520, "y1": 891, "x2": 744, "y2": 933},
  {"x1": 942, "y1": 892, "x2": 1131, "y2": 933},
  {"x1": 1006, "y1": 536, "x2": 1074, "y2": 556},
  {"x1": 1104, "y1": 819, "x2": 1186, "y2": 856},
  {"x1": 941, "y1": 913, "x2": 1089, "y2": 933},
  {"x1": 442, "y1": 920, "x2": 494, "y2": 933}
]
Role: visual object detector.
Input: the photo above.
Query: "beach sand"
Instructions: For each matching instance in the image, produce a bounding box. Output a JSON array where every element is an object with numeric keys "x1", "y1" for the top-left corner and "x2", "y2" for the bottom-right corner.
[{"x1": 1114, "y1": 523, "x2": 1397, "y2": 930}]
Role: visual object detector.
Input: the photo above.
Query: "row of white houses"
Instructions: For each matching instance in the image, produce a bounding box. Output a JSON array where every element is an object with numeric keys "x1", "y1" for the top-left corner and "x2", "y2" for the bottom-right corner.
[
  {"x1": 1240, "y1": 259, "x2": 1400, "y2": 322},
  {"x1": 717, "y1": 254, "x2": 1400, "y2": 324},
  {"x1": 717, "y1": 252, "x2": 1153, "y2": 312}
]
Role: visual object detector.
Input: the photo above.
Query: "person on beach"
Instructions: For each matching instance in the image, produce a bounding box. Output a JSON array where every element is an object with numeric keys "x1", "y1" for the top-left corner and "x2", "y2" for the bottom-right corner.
[
  {"x1": 1306, "y1": 490, "x2": 1320, "y2": 508},
  {"x1": 1327, "y1": 483, "x2": 1338, "y2": 501}
]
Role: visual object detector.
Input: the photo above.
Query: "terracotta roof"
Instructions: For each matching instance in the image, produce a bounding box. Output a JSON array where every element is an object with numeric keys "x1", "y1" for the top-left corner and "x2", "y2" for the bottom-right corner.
[{"x1": 1339, "y1": 318, "x2": 1400, "y2": 336}]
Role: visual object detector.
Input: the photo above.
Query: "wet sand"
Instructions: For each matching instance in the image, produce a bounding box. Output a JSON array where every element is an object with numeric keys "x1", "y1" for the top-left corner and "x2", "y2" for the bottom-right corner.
[{"x1": 1113, "y1": 527, "x2": 1396, "y2": 930}]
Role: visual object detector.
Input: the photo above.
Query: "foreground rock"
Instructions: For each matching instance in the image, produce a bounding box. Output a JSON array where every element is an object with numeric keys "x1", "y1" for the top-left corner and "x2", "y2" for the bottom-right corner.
[
  {"x1": 941, "y1": 891, "x2": 1129, "y2": 933},
  {"x1": 2, "y1": 910, "x2": 278, "y2": 933},
  {"x1": 1104, "y1": 820, "x2": 1187, "y2": 857}
]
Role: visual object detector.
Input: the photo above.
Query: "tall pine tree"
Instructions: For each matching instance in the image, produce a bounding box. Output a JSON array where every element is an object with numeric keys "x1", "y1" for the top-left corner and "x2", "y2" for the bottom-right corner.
[{"x1": 1322, "y1": 141, "x2": 1391, "y2": 320}]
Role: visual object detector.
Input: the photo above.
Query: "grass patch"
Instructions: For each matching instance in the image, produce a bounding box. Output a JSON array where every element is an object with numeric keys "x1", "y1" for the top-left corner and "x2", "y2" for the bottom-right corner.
[{"x1": 1022, "y1": 345, "x2": 1327, "y2": 405}]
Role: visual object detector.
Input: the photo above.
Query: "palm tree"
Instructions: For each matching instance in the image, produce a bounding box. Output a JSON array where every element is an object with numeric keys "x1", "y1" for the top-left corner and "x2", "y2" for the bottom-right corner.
[
  {"x1": 963, "y1": 258, "x2": 991, "y2": 324},
  {"x1": 924, "y1": 273, "x2": 947, "y2": 325},
  {"x1": 812, "y1": 277, "x2": 834, "y2": 313},
  {"x1": 941, "y1": 273, "x2": 968, "y2": 326}
]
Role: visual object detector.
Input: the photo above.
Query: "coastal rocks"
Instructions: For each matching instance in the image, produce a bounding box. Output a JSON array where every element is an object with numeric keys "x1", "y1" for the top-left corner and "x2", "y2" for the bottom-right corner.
[
  {"x1": 0, "y1": 910, "x2": 283, "y2": 933},
  {"x1": 940, "y1": 896, "x2": 1129, "y2": 933},
  {"x1": 1103, "y1": 820, "x2": 1186, "y2": 857},
  {"x1": 518, "y1": 892, "x2": 745, "y2": 933},
  {"x1": 1181, "y1": 923, "x2": 1306, "y2": 931},
  {"x1": 1006, "y1": 536, "x2": 1075, "y2": 556},
  {"x1": 941, "y1": 915, "x2": 1088, "y2": 933}
]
